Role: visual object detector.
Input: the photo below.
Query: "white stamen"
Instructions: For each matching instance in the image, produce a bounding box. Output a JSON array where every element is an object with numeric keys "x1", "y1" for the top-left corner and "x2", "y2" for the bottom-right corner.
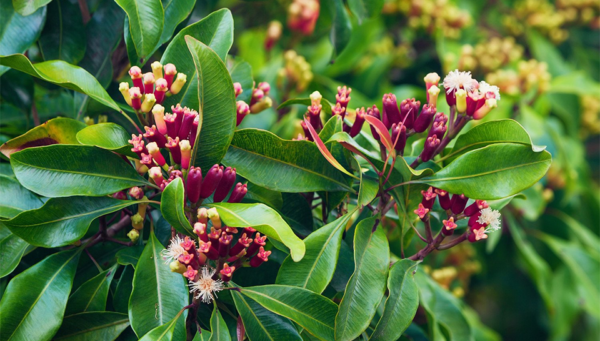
[
  {"x1": 189, "y1": 267, "x2": 224, "y2": 303},
  {"x1": 478, "y1": 81, "x2": 501, "y2": 101},
  {"x1": 477, "y1": 207, "x2": 502, "y2": 232},
  {"x1": 443, "y1": 69, "x2": 476, "y2": 94},
  {"x1": 161, "y1": 235, "x2": 186, "y2": 264}
]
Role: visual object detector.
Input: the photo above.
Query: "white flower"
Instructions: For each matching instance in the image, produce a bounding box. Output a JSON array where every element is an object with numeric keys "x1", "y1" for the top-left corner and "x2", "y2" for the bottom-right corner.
[
  {"x1": 443, "y1": 69, "x2": 476, "y2": 94},
  {"x1": 161, "y1": 235, "x2": 186, "y2": 264},
  {"x1": 478, "y1": 81, "x2": 501, "y2": 101},
  {"x1": 477, "y1": 207, "x2": 502, "y2": 231},
  {"x1": 189, "y1": 267, "x2": 224, "y2": 303}
]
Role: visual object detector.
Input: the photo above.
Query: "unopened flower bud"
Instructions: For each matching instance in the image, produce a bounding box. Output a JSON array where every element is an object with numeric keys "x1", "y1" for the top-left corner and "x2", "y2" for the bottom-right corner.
[
  {"x1": 247, "y1": 233, "x2": 267, "y2": 257},
  {"x1": 442, "y1": 217, "x2": 457, "y2": 236},
  {"x1": 336, "y1": 86, "x2": 351, "y2": 109},
  {"x1": 413, "y1": 203, "x2": 429, "y2": 220},
  {"x1": 119, "y1": 82, "x2": 132, "y2": 106},
  {"x1": 219, "y1": 232, "x2": 233, "y2": 257},
  {"x1": 468, "y1": 226, "x2": 488, "y2": 242},
  {"x1": 382, "y1": 94, "x2": 401, "y2": 128},
  {"x1": 194, "y1": 222, "x2": 208, "y2": 242},
  {"x1": 208, "y1": 227, "x2": 221, "y2": 244},
  {"x1": 190, "y1": 115, "x2": 199, "y2": 147},
  {"x1": 391, "y1": 123, "x2": 407, "y2": 154},
  {"x1": 366, "y1": 105, "x2": 381, "y2": 140},
  {"x1": 332, "y1": 103, "x2": 346, "y2": 119},
  {"x1": 197, "y1": 208, "x2": 208, "y2": 225},
  {"x1": 154, "y1": 78, "x2": 168, "y2": 104},
  {"x1": 164, "y1": 63, "x2": 177, "y2": 88},
  {"x1": 112, "y1": 191, "x2": 127, "y2": 200},
  {"x1": 400, "y1": 98, "x2": 419, "y2": 129},
  {"x1": 183, "y1": 266, "x2": 198, "y2": 280},
  {"x1": 213, "y1": 167, "x2": 236, "y2": 202},
  {"x1": 414, "y1": 104, "x2": 436, "y2": 133},
  {"x1": 473, "y1": 98, "x2": 497, "y2": 120},
  {"x1": 258, "y1": 82, "x2": 271, "y2": 96},
  {"x1": 207, "y1": 208, "x2": 221, "y2": 229},
  {"x1": 151, "y1": 61, "x2": 163, "y2": 80},
  {"x1": 147, "y1": 142, "x2": 166, "y2": 166},
  {"x1": 250, "y1": 246, "x2": 271, "y2": 267},
  {"x1": 141, "y1": 94, "x2": 156, "y2": 113},
  {"x1": 200, "y1": 165, "x2": 223, "y2": 199},
  {"x1": 455, "y1": 89, "x2": 467, "y2": 114},
  {"x1": 435, "y1": 188, "x2": 452, "y2": 210},
  {"x1": 310, "y1": 91, "x2": 322, "y2": 106},
  {"x1": 236, "y1": 101, "x2": 250, "y2": 126},
  {"x1": 220, "y1": 263, "x2": 236, "y2": 282},
  {"x1": 265, "y1": 20, "x2": 282, "y2": 50},
  {"x1": 350, "y1": 107, "x2": 366, "y2": 137},
  {"x1": 149, "y1": 167, "x2": 164, "y2": 186},
  {"x1": 180, "y1": 140, "x2": 191, "y2": 170},
  {"x1": 129, "y1": 66, "x2": 143, "y2": 90},
  {"x1": 250, "y1": 97, "x2": 272, "y2": 114},
  {"x1": 450, "y1": 194, "x2": 468, "y2": 214},
  {"x1": 165, "y1": 137, "x2": 181, "y2": 165},
  {"x1": 164, "y1": 113, "x2": 178, "y2": 138},
  {"x1": 421, "y1": 135, "x2": 440, "y2": 162},
  {"x1": 132, "y1": 213, "x2": 144, "y2": 230},
  {"x1": 233, "y1": 82, "x2": 243, "y2": 97},
  {"x1": 465, "y1": 200, "x2": 489, "y2": 217},
  {"x1": 152, "y1": 105, "x2": 168, "y2": 135},
  {"x1": 428, "y1": 85, "x2": 440, "y2": 107},
  {"x1": 229, "y1": 233, "x2": 252, "y2": 257},
  {"x1": 143, "y1": 73, "x2": 155, "y2": 94},
  {"x1": 129, "y1": 187, "x2": 144, "y2": 200},
  {"x1": 428, "y1": 120, "x2": 447, "y2": 140},
  {"x1": 178, "y1": 109, "x2": 197, "y2": 140},
  {"x1": 128, "y1": 229, "x2": 140, "y2": 242},
  {"x1": 129, "y1": 87, "x2": 142, "y2": 110},
  {"x1": 228, "y1": 183, "x2": 247, "y2": 203},
  {"x1": 424, "y1": 72, "x2": 440, "y2": 90},
  {"x1": 144, "y1": 125, "x2": 167, "y2": 148},
  {"x1": 421, "y1": 187, "x2": 437, "y2": 209},
  {"x1": 186, "y1": 167, "x2": 202, "y2": 203},
  {"x1": 170, "y1": 73, "x2": 187, "y2": 95}
]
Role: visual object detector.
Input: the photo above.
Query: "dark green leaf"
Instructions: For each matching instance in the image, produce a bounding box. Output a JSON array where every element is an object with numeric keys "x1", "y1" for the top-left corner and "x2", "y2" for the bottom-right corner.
[
  {"x1": 38, "y1": 0, "x2": 86, "y2": 64},
  {"x1": 280, "y1": 193, "x2": 313, "y2": 236},
  {"x1": 0, "y1": 54, "x2": 121, "y2": 113},
  {"x1": 0, "y1": 117, "x2": 86, "y2": 158},
  {"x1": 139, "y1": 311, "x2": 183, "y2": 341},
  {"x1": 0, "y1": 174, "x2": 44, "y2": 218},
  {"x1": 158, "y1": 0, "x2": 196, "y2": 47},
  {"x1": 0, "y1": 0, "x2": 45, "y2": 76},
  {"x1": 54, "y1": 312, "x2": 130, "y2": 341},
  {"x1": 223, "y1": 129, "x2": 353, "y2": 193},
  {"x1": 11, "y1": 0, "x2": 49, "y2": 16},
  {"x1": 0, "y1": 224, "x2": 30, "y2": 278},
  {"x1": 240, "y1": 285, "x2": 338, "y2": 341},
  {"x1": 4, "y1": 196, "x2": 150, "y2": 247},
  {"x1": 418, "y1": 144, "x2": 551, "y2": 200},
  {"x1": 370, "y1": 259, "x2": 419, "y2": 341},
  {"x1": 129, "y1": 232, "x2": 189, "y2": 338},
  {"x1": 115, "y1": 0, "x2": 164, "y2": 61},
  {"x1": 231, "y1": 289, "x2": 302, "y2": 341},
  {"x1": 116, "y1": 245, "x2": 145, "y2": 267},
  {"x1": 276, "y1": 212, "x2": 354, "y2": 293},
  {"x1": 183, "y1": 36, "x2": 237, "y2": 170},
  {"x1": 10, "y1": 145, "x2": 149, "y2": 197},
  {"x1": 65, "y1": 264, "x2": 118, "y2": 314},
  {"x1": 347, "y1": 0, "x2": 383, "y2": 23},
  {"x1": 208, "y1": 202, "x2": 305, "y2": 262},
  {"x1": 76, "y1": 123, "x2": 135, "y2": 156},
  {"x1": 114, "y1": 265, "x2": 135, "y2": 313},
  {"x1": 208, "y1": 304, "x2": 231, "y2": 341},
  {"x1": 328, "y1": 0, "x2": 353, "y2": 58},
  {"x1": 161, "y1": 178, "x2": 194, "y2": 236},
  {"x1": 228, "y1": 58, "x2": 253, "y2": 103},
  {"x1": 245, "y1": 182, "x2": 283, "y2": 209},
  {"x1": 335, "y1": 217, "x2": 389, "y2": 341},
  {"x1": 0, "y1": 248, "x2": 81, "y2": 341}
]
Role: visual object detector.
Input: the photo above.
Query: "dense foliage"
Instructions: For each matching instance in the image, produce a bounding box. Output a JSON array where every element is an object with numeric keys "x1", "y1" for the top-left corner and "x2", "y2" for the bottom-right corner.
[{"x1": 0, "y1": 0, "x2": 598, "y2": 341}]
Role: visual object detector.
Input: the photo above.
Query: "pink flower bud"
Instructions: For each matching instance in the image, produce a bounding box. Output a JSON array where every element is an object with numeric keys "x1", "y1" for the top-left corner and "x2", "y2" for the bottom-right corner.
[
  {"x1": 152, "y1": 105, "x2": 168, "y2": 135},
  {"x1": 178, "y1": 109, "x2": 197, "y2": 140},
  {"x1": 140, "y1": 153, "x2": 153, "y2": 166},
  {"x1": 144, "y1": 125, "x2": 167, "y2": 148},
  {"x1": 208, "y1": 227, "x2": 221, "y2": 244},
  {"x1": 442, "y1": 217, "x2": 457, "y2": 236},
  {"x1": 194, "y1": 222, "x2": 208, "y2": 242},
  {"x1": 165, "y1": 137, "x2": 181, "y2": 165},
  {"x1": 258, "y1": 82, "x2": 271, "y2": 95},
  {"x1": 250, "y1": 246, "x2": 271, "y2": 267},
  {"x1": 450, "y1": 194, "x2": 468, "y2": 214},
  {"x1": 149, "y1": 167, "x2": 164, "y2": 186},
  {"x1": 147, "y1": 142, "x2": 166, "y2": 166},
  {"x1": 399, "y1": 98, "x2": 420, "y2": 129},
  {"x1": 421, "y1": 187, "x2": 437, "y2": 209},
  {"x1": 413, "y1": 104, "x2": 436, "y2": 133},
  {"x1": 154, "y1": 78, "x2": 168, "y2": 104},
  {"x1": 391, "y1": 123, "x2": 406, "y2": 154},
  {"x1": 236, "y1": 101, "x2": 250, "y2": 126},
  {"x1": 129, "y1": 87, "x2": 142, "y2": 110},
  {"x1": 246, "y1": 233, "x2": 267, "y2": 257},
  {"x1": 228, "y1": 183, "x2": 247, "y2": 203},
  {"x1": 129, "y1": 66, "x2": 143, "y2": 90},
  {"x1": 186, "y1": 167, "x2": 202, "y2": 203},
  {"x1": 213, "y1": 167, "x2": 236, "y2": 202},
  {"x1": 233, "y1": 82, "x2": 243, "y2": 97},
  {"x1": 143, "y1": 73, "x2": 155, "y2": 94},
  {"x1": 349, "y1": 107, "x2": 366, "y2": 138},
  {"x1": 220, "y1": 263, "x2": 236, "y2": 282},
  {"x1": 200, "y1": 165, "x2": 223, "y2": 199},
  {"x1": 413, "y1": 203, "x2": 429, "y2": 220},
  {"x1": 180, "y1": 140, "x2": 191, "y2": 170},
  {"x1": 468, "y1": 226, "x2": 488, "y2": 242},
  {"x1": 131, "y1": 141, "x2": 147, "y2": 158},
  {"x1": 128, "y1": 187, "x2": 144, "y2": 200},
  {"x1": 382, "y1": 93, "x2": 400, "y2": 129},
  {"x1": 178, "y1": 251, "x2": 194, "y2": 266},
  {"x1": 164, "y1": 113, "x2": 178, "y2": 139},
  {"x1": 229, "y1": 233, "x2": 252, "y2": 257},
  {"x1": 183, "y1": 266, "x2": 198, "y2": 280},
  {"x1": 336, "y1": 86, "x2": 351, "y2": 109},
  {"x1": 250, "y1": 88, "x2": 264, "y2": 106},
  {"x1": 164, "y1": 63, "x2": 177, "y2": 88}
]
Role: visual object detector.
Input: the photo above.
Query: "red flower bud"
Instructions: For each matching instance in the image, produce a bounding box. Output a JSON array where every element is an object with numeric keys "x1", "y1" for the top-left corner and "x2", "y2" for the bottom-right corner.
[
  {"x1": 468, "y1": 226, "x2": 488, "y2": 242},
  {"x1": 413, "y1": 203, "x2": 429, "y2": 220},
  {"x1": 441, "y1": 217, "x2": 457, "y2": 236},
  {"x1": 234, "y1": 82, "x2": 243, "y2": 97},
  {"x1": 143, "y1": 73, "x2": 155, "y2": 94},
  {"x1": 164, "y1": 113, "x2": 178, "y2": 138},
  {"x1": 414, "y1": 104, "x2": 436, "y2": 133},
  {"x1": 166, "y1": 137, "x2": 181, "y2": 165},
  {"x1": 428, "y1": 120, "x2": 447, "y2": 140},
  {"x1": 219, "y1": 232, "x2": 233, "y2": 257},
  {"x1": 465, "y1": 200, "x2": 489, "y2": 216},
  {"x1": 468, "y1": 212, "x2": 487, "y2": 230},
  {"x1": 128, "y1": 187, "x2": 144, "y2": 200},
  {"x1": 213, "y1": 167, "x2": 236, "y2": 202},
  {"x1": 178, "y1": 109, "x2": 197, "y2": 140},
  {"x1": 391, "y1": 123, "x2": 407, "y2": 154},
  {"x1": 336, "y1": 86, "x2": 351, "y2": 109},
  {"x1": 190, "y1": 115, "x2": 199, "y2": 147},
  {"x1": 421, "y1": 135, "x2": 440, "y2": 162},
  {"x1": 129, "y1": 66, "x2": 143, "y2": 90},
  {"x1": 247, "y1": 233, "x2": 267, "y2": 257},
  {"x1": 154, "y1": 78, "x2": 168, "y2": 104},
  {"x1": 112, "y1": 191, "x2": 127, "y2": 200},
  {"x1": 349, "y1": 107, "x2": 366, "y2": 138},
  {"x1": 164, "y1": 63, "x2": 177, "y2": 88},
  {"x1": 144, "y1": 125, "x2": 167, "y2": 148},
  {"x1": 171, "y1": 104, "x2": 185, "y2": 134},
  {"x1": 435, "y1": 188, "x2": 452, "y2": 210},
  {"x1": 220, "y1": 263, "x2": 236, "y2": 282},
  {"x1": 229, "y1": 233, "x2": 252, "y2": 257},
  {"x1": 129, "y1": 87, "x2": 142, "y2": 110},
  {"x1": 200, "y1": 164, "x2": 223, "y2": 199},
  {"x1": 331, "y1": 103, "x2": 346, "y2": 119},
  {"x1": 382, "y1": 93, "x2": 400, "y2": 129},
  {"x1": 400, "y1": 98, "x2": 420, "y2": 129},
  {"x1": 450, "y1": 194, "x2": 468, "y2": 214},
  {"x1": 228, "y1": 183, "x2": 247, "y2": 203},
  {"x1": 366, "y1": 105, "x2": 381, "y2": 141},
  {"x1": 258, "y1": 82, "x2": 271, "y2": 96},
  {"x1": 466, "y1": 90, "x2": 485, "y2": 117},
  {"x1": 308, "y1": 104, "x2": 322, "y2": 131},
  {"x1": 236, "y1": 101, "x2": 250, "y2": 126},
  {"x1": 250, "y1": 246, "x2": 271, "y2": 267},
  {"x1": 186, "y1": 167, "x2": 202, "y2": 203},
  {"x1": 301, "y1": 121, "x2": 313, "y2": 142},
  {"x1": 250, "y1": 88, "x2": 264, "y2": 106},
  {"x1": 194, "y1": 223, "x2": 208, "y2": 242},
  {"x1": 208, "y1": 227, "x2": 221, "y2": 245},
  {"x1": 421, "y1": 187, "x2": 437, "y2": 209}
]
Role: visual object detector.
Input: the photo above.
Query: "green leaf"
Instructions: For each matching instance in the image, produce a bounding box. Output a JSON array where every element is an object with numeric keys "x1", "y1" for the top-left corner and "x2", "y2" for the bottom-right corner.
[
  {"x1": 65, "y1": 264, "x2": 118, "y2": 315},
  {"x1": 0, "y1": 54, "x2": 121, "y2": 112},
  {"x1": 114, "y1": 265, "x2": 135, "y2": 313},
  {"x1": 0, "y1": 223, "x2": 30, "y2": 278},
  {"x1": 115, "y1": 0, "x2": 164, "y2": 62},
  {"x1": 0, "y1": 248, "x2": 81, "y2": 341},
  {"x1": 11, "y1": 0, "x2": 49, "y2": 16},
  {"x1": 116, "y1": 245, "x2": 145, "y2": 267},
  {"x1": 76, "y1": 123, "x2": 133, "y2": 156},
  {"x1": 327, "y1": 0, "x2": 353, "y2": 58},
  {"x1": 228, "y1": 58, "x2": 253, "y2": 104},
  {"x1": 417, "y1": 143, "x2": 551, "y2": 200},
  {"x1": 54, "y1": 312, "x2": 130, "y2": 341},
  {"x1": 231, "y1": 289, "x2": 302, "y2": 341},
  {"x1": 208, "y1": 305, "x2": 231, "y2": 341},
  {"x1": 277, "y1": 98, "x2": 334, "y2": 117},
  {"x1": 161, "y1": 8, "x2": 233, "y2": 105},
  {"x1": 223, "y1": 129, "x2": 354, "y2": 193},
  {"x1": 4, "y1": 197, "x2": 150, "y2": 247},
  {"x1": 526, "y1": 30, "x2": 571, "y2": 76},
  {"x1": 370, "y1": 259, "x2": 419, "y2": 341},
  {"x1": 208, "y1": 202, "x2": 306, "y2": 262},
  {"x1": 0, "y1": 117, "x2": 86, "y2": 158},
  {"x1": 240, "y1": 285, "x2": 338, "y2": 341},
  {"x1": 139, "y1": 311, "x2": 183, "y2": 341},
  {"x1": 0, "y1": 175, "x2": 44, "y2": 218},
  {"x1": 38, "y1": 0, "x2": 85, "y2": 64},
  {"x1": 347, "y1": 0, "x2": 383, "y2": 23},
  {"x1": 335, "y1": 217, "x2": 390, "y2": 341},
  {"x1": 10, "y1": 145, "x2": 149, "y2": 197},
  {"x1": 442, "y1": 119, "x2": 544, "y2": 164},
  {"x1": 129, "y1": 232, "x2": 189, "y2": 338},
  {"x1": 192, "y1": 330, "x2": 212, "y2": 341},
  {"x1": 0, "y1": 0, "x2": 45, "y2": 76},
  {"x1": 415, "y1": 271, "x2": 473, "y2": 341},
  {"x1": 161, "y1": 178, "x2": 194, "y2": 236},
  {"x1": 158, "y1": 0, "x2": 196, "y2": 48},
  {"x1": 276, "y1": 212, "x2": 354, "y2": 293},
  {"x1": 183, "y1": 36, "x2": 237, "y2": 170}
]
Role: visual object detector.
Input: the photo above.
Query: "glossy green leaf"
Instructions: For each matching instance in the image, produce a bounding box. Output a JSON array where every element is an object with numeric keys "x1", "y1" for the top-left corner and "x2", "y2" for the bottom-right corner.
[
  {"x1": 280, "y1": 193, "x2": 313, "y2": 237},
  {"x1": 208, "y1": 304, "x2": 231, "y2": 341},
  {"x1": 0, "y1": 224, "x2": 30, "y2": 278},
  {"x1": 231, "y1": 289, "x2": 302, "y2": 341},
  {"x1": 11, "y1": 0, "x2": 49, "y2": 16},
  {"x1": 192, "y1": 330, "x2": 212, "y2": 341},
  {"x1": 115, "y1": 0, "x2": 164, "y2": 62},
  {"x1": 415, "y1": 271, "x2": 473, "y2": 341},
  {"x1": 184, "y1": 36, "x2": 237, "y2": 170},
  {"x1": 347, "y1": 0, "x2": 383, "y2": 23},
  {"x1": 161, "y1": 178, "x2": 194, "y2": 236},
  {"x1": 158, "y1": 0, "x2": 196, "y2": 47},
  {"x1": 0, "y1": 117, "x2": 86, "y2": 158},
  {"x1": 277, "y1": 98, "x2": 334, "y2": 118},
  {"x1": 0, "y1": 0, "x2": 45, "y2": 76},
  {"x1": 228, "y1": 58, "x2": 253, "y2": 104},
  {"x1": 139, "y1": 311, "x2": 183, "y2": 341},
  {"x1": 223, "y1": 129, "x2": 354, "y2": 193},
  {"x1": 76, "y1": 123, "x2": 135, "y2": 157},
  {"x1": 161, "y1": 8, "x2": 233, "y2": 106},
  {"x1": 276, "y1": 212, "x2": 354, "y2": 293},
  {"x1": 116, "y1": 245, "x2": 144, "y2": 267},
  {"x1": 11, "y1": 145, "x2": 149, "y2": 197},
  {"x1": 370, "y1": 259, "x2": 419, "y2": 341},
  {"x1": 129, "y1": 232, "x2": 189, "y2": 338},
  {"x1": 417, "y1": 143, "x2": 551, "y2": 200},
  {"x1": 54, "y1": 312, "x2": 130, "y2": 341},
  {"x1": 65, "y1": 264, "x2": 118, "y2": 314},
  {"x1": 38, "y1": 0, "x2": 85, "y2": 64},
  {"x1": 208, "y1": 202, "x2": 305, "y2": 262},
  {"x1": 114, "y1": 265, "x2": 135, "y2": 313},
  {"x1": 240, "y1": 285, "x2": 338, "y2": 341},
  {"x1": 0, "y1": 54, "x2": 121, "y2": 112},
  {"x1": 0, "y1": 248, "x2": 81, "y2": 341},
  {"x1": 335, "y1": 217, "x2": 390, "y2": 341},
  {"x1": 442, "y1": 119, "x2": 544, "y2": 164},
  {"x1": 327, "y1": 0, "x2": 353, "y2": 58},
  {"x1": 4, "y1": 196, "x2": 150, "y2": 247},
  {"x1": 245, "y1": 182, "x2": 283, "y2": 209}
]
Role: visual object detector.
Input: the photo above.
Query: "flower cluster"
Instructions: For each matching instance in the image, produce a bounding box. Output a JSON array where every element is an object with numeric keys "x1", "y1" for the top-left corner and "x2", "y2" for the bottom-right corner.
[
  {"x1": 414, "y1": 187, "x2": 502, "y2": 243},
  {"x1": 384, "y1": 0, "x2": 471, "y2": 38},
  {"x1": 162, "y1": 208, "x2": 271, "y2": 303},
  {"x1": 486, "y1": 59, "x2": 551, "y2": 96},
  {"x1": 235, "y1": 81, "x2": 273, "y2": 126},
  {"x1": 450, "y1": 37, "x2": 524, "y2": 75},
  {"x1": 278, "y1": 50, "x2": 313, "y2": 93},
  {"x1": 287, "y1": 0, "x2": 320, "y2": 35}
]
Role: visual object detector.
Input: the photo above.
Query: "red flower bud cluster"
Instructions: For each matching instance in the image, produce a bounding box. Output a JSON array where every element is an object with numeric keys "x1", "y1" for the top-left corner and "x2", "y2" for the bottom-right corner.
[
  {"x1": 288, "y1": 0, "x2": 320, "y2": 35},
  {"x1": 234, "y1": 81, "x2": 272, "y2": 126}
]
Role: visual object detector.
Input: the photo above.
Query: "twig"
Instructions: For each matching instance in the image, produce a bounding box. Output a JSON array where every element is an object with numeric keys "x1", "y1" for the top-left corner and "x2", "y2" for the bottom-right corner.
[
  {"x1": 77, "y1": 0, "x2": 91, "y2": 24},
  {"x1": 85, "y1": 249, "x2": 103, "y2": 272},
  {"x1": 436, "y1": 232, "x2": 468, "y2": 250}
]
